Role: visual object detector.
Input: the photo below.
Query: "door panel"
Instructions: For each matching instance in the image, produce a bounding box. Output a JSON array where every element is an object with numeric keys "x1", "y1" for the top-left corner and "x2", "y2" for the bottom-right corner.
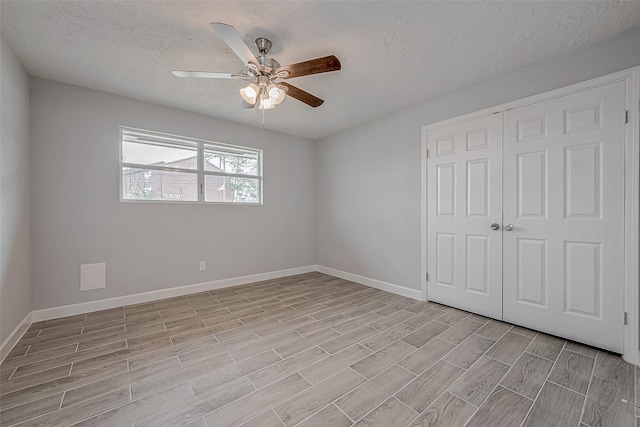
[
  {"x1": 516, "y1": 238, "x2": 547, "y2": 307},
  {"x1": 503, "y1": 82, "x2": 625, "y2": 352},
  {"x1": 427, "y1": 114, "x2": 503, "y2": 319},
  {"x1": 517, "y1": 151, "x2": 547, "y2": 218}
]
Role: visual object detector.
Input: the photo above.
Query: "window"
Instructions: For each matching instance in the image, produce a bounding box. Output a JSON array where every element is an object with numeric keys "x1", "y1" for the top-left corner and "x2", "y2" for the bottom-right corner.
[{"x1": 120, "y1": 127, "x2": 262, "y2": 204}]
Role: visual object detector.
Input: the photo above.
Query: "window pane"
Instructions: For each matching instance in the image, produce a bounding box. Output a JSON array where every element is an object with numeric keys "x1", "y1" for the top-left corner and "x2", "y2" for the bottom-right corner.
[
  {"x1": 122, "y1": 139, "x2": 197, "y2": 170},
  {"x1": 205, "y1": 175, "x2": 260, "y2": 203},
  {"x1": 123, "y1": 168, "x2": 198, "y2": 201},
  {"x1": 204, "y1": 147, "x2": 259, "y2": 176}
]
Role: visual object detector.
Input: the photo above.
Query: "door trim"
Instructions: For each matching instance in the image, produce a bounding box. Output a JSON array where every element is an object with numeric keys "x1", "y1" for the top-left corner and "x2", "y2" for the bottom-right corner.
[{"x1": 421, "y1": 66, "x2": 640, "y2": 365}]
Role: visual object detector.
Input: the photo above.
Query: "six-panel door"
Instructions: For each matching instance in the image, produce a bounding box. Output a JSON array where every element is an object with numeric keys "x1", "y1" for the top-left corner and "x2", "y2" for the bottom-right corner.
[
  {"x1": 502, "y1": 82, "x2": 626, "y2": 352},
  {"x1": 427, "y1": 114, "x2": 503, "y2": 319}
]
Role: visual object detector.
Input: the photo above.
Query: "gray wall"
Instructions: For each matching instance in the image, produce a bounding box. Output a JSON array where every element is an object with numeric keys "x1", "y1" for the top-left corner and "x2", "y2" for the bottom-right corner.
[
  {"x1": 316, "y1": 27, "x2": 640, "y2": 292},
  {"x1": 30, "y1": 79, "x2": 316, "y2": 310},
  {"x1": 0, "y1": 39, "x2": 32, "y2": 342}
]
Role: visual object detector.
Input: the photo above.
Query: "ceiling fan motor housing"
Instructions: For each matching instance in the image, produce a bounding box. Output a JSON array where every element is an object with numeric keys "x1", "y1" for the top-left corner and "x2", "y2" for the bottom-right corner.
[{"x1": 257, "y1": 56, "x2": 281, "y2": 74}]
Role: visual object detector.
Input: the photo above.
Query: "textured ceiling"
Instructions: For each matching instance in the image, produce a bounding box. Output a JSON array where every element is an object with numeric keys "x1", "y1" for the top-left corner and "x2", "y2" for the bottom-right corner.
[{"x1": 2, "y1": 1, "x2": 640, "y2": 140}]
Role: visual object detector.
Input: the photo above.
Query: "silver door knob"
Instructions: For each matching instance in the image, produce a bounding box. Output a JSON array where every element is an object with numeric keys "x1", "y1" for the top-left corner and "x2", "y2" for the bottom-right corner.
[
  {"x1": 504, "y1": 224, "x2": 514, "y2": 231},
  {"x1": 490, "y1": 223, "x2": 500, "y2": 231}
]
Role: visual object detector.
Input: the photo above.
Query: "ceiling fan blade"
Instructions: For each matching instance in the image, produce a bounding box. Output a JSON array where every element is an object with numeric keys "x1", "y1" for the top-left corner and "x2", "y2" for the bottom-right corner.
[
  {"x1": 279, "y1": 82, "x2": 324, "y2": 108},
  {"x1": 210, "y1": 22, "x2": 259, "y2": 68},
  {"x1": 276, "y1": 55, "x2": 341, "y2": 79},
  {"x1": 172, "y1": 70, "x2": 236, "y2": 79}
]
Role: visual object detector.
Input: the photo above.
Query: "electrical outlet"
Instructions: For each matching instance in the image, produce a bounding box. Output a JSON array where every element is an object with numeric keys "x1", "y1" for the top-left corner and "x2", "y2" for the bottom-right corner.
[{"x1": 199, "y1": 261, "x2": 206, "y2": 271}]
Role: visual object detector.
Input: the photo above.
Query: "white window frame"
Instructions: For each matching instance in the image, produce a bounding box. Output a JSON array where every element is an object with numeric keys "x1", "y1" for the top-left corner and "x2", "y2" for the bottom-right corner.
[{"x1": 119, "y1": 126, "x2": 263, "y2": 204}]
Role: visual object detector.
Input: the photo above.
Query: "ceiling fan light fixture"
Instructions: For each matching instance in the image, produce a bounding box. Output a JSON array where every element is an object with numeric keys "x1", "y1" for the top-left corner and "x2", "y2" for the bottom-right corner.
[
  {"x1": 267, "y1": 83, "x2": 286, "y2": 105},
  {"x1": 240, "y1": 83, "x2": 259, "y2": 104},
  {"x1": 258, "y1": 92, "x2": 275, "y2": 110}
]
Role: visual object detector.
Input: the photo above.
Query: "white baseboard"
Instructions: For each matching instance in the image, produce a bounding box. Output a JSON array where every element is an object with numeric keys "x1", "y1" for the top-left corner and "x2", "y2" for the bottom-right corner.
[
  {"x1": 316, "y1": 265, "x2": 422, "y2": 301},
  {"x1": 31, "y1": 265, "x2": 423, "y2": 322},
  {"x1": 1, "y1": 311, "x2": 32, "y2": 363},
  {"x1": 31, "y1": 265, "x2": 317, "y2": 322}
]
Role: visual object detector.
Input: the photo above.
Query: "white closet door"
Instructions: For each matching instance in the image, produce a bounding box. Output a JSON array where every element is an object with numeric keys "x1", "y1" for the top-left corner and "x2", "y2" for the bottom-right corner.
[
  {"x1": 427, "y1": 114, "x2": 503, "y2": 319},
  {"x1": 503, "y1": 82, "x2": 626, "y2": 352}
]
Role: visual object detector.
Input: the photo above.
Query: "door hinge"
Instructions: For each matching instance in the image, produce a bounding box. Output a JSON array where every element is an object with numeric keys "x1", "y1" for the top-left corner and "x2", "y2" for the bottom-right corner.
[
  {"x1": 426, "y1": 149, "x2": 430, "y2": 158},
  {"x1": 624, "y1": 110, "x2": 629, "y2": 124},
  {"x1": 425, "y1": 272, "x2": 429, "y2": 281},
  {"x1": 200, "y1": 183, "x2": 203, "y2": 195},
  {"x1": 624, "y1": 312, "x2": 628, "y2": 325}
]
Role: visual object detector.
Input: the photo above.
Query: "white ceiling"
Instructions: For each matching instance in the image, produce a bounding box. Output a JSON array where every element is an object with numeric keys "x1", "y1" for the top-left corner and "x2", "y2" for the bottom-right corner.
[{"x1": 2, "y1": 1, "x2": 640, "y2": 140}]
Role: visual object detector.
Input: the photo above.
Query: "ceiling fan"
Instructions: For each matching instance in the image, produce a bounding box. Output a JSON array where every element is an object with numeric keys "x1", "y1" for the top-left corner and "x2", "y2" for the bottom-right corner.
[{"x1": 173, "y1": 22, "x2": 341, "y2": 109}]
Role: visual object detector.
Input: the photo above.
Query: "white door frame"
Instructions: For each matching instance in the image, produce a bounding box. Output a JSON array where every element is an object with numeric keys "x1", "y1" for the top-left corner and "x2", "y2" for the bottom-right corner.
[{"x1": 421, "y1": 66, "x2": 640, "y2": 365}]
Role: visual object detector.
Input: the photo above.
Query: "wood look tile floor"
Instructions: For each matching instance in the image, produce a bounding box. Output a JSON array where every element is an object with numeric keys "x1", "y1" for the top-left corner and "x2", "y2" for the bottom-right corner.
[{"x1": 0, "y1": 272, "x2": 637, "y2": 427}]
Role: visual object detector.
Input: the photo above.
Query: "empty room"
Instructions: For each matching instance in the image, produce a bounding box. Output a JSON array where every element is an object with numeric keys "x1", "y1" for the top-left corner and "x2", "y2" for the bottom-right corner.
[{"x1": 1, "y1": 1, "x2": 639, "y2": 426}]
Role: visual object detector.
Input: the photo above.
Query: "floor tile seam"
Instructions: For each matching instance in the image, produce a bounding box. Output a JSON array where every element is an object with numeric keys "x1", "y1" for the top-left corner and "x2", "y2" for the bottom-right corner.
[
  {"x1": 4, "y1": 363, "x2": 74, "y2": 395},
  {"x1": 443, "y1": 354, "x2": 511, "y2": 406},
  {"x1": 1, "y1": 404, "x2": 60, "y2": 426},
  {"x1": 270, "y1": 408, "x2": 288, "y2": 427},
  {"x1": 436, "y1": 326, "x2": 497, "y2": 361},
  {"x1": 10, "y1": 387, "x2": 130, "y2": 427},
  {"x1": 442, "y1": 358, "x2": 469, "y2": 371},
  {"x1": 545, "y1": 379, "x2": 588, "y2": 396},
  {"x1": 361, "y1": 364, "x2": 418, "y2": 394},
  {"x1": 57, "y1": 371, "x2": 137, "y2": 408},
  {"x1": 61, "y1": 391, "x2": 134, "y2": 427},
  {"x1": 437, "y1": 333, "x2": 465, "y2": 346},
  {"x1": 199, "y1": 372, "x2": 312, "y2": 425},
  {"x1": 248, "y1": 350, "x2": 329, "y2": 390},
  {"x1": 470, "y1": 329, "x2": 504, "y2": 356},
  {"x1": 501, "y1": 378, "x2": 538, "y2": 402},
  {"x1": 405, "y1": 392, "x2": 445, "y2": 427},
  {"x1": 12, "y1": 333, "x2": 286, "y2": 400},
  {"x1": 328, "y1": 401, "x2": 357, "y2": 426},
  {"x1": 2, "y1": 389, "x2": 67, "y2": 427},
  {"x1": 280, "y1": 330, "x2": 346, "y2": 356},
  {"x1": 372, "y1": 339, "x2": 428, "y2": 368},
  {"x1": 509, "y1": 327, "x2": 539, "y2": 340},
  {"x1": 378, "y1": 395, "x2": 422, "y2": 426},
  {"x1": 523, "y1": 340, "x2": 563, "y2": 364},
  {"x1": 31, "y1": 319, "x2": 87, "y2": 333},
  {"x1": 518, "y1": 339, "x2": 562, "y2": 426},
  {"x1": 398, "y1": 338, "x2": 459, "y2": 377},
  {"x1": 1, "y1": 346, "x2": 36, "y2": 368},
  {"x1": 0, "y1": 391, "x2": 52, "y2": 412},
  {"x1": 169, "y1": 330, "x2": 218, "y2": 347},
  {"x1": 4, "y1": 366, "x2": 18, "y2": 381},
  {"x1": 228, "y1": 331, "x2": 304, "y2": 362},
  {"x1": 16, "y1": 330, "x2": 96, "y2": 348},
  {"x1": 447, "y1": 387, "x2": 484, "y2": 409},
  {"x1": 473, "y1": 329, "x2": 507, "y2": 341},
  {"x1": 244, "y1": 373, "x2": 260, "y2": 394},
  {"x1": 470, "y1": 373, "x2": 534, "y2": 427},
  {"x1": 293, "y1": 372, "x2": 373, "y2": 426},
  {"x1": 559, "y1": 346, "x2": 598, "y2": 360},
  {"x1": 391, "y1": 357, "x2": 463, "y2": 406},
  {"x1": 482, "y1": 353, "x2": 516, "y2": 367}
]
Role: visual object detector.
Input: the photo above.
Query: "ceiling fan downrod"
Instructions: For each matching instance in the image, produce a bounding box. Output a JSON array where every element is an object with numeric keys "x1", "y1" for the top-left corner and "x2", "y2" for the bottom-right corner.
[{"x1": 255, "y1": 37, "x2": 272, "y2": 56}]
